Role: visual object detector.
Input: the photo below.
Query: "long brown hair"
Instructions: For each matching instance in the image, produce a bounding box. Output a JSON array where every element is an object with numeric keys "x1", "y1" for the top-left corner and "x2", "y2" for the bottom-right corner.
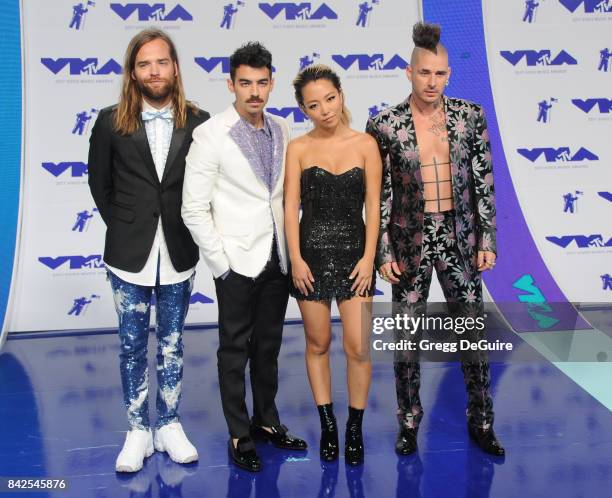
[
  {"x1": 292, "y1": 64, "x2": 351, "y2": 125},
  {"x1": 114, "y1": 28, "x2": 197, "y2": 135}
]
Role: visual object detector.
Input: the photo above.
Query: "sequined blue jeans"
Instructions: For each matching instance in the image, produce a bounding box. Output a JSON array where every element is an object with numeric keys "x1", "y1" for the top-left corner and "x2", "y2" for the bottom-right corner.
[{"x1": 107, "y1": 269, "x2": 194, "y2": 430}]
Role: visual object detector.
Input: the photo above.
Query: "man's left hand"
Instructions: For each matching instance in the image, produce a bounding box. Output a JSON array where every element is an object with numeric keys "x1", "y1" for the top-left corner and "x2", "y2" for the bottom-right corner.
[{"x1": 477, "y1": 251, "x2": 496, "y2": 272}]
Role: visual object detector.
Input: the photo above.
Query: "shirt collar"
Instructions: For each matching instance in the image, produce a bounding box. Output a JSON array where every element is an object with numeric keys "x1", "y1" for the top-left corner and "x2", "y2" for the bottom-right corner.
[{"x1": 238, "y1": 110, "x2": 272, "y2": 138}]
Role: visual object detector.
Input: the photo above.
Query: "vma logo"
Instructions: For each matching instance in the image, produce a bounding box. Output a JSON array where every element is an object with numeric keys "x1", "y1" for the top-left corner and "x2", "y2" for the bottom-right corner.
[
  {"x1": 41, "y1": 58, "x2": 122, "y2": 76},
  {"x1": 558, "y1": 0, "x2": 612, "y2": 13},
  {"x1": 220, "y1": 1, "x2": 246, "y2": 29},
  {"x1": 258, "y1": 2, "x2": 338, "y2": 20},
  {"x1": 572, "y1": 98, "x2": 612, "y2": 113},
  {"x1": 72, "y1": 109, "x2": 99, "y2": 136},
  {"x1": 546, "y1": 234, "x2": 612, "y2": 248},
  {"x1": 68, "y1": 294, "x2": 100, "y2": 316},
  {"x1": 110, "y1": 3, "x2": 193, "y2": 21},
  {"x1": 368, "y1": 102, "x2": 389, "y2": 118},
  {"x1": 72, "y1": 208, "x2": 98, "y2": 232},
  {"x1": 513, "y1": 274, "x2": 560, "y2": 329},
  {"x1": 332, "y1": 53, "x2": 408, "y2": 71},
  {"x1": 500, "y1": 50, "x2": 578, "y2": 66},
  {"x1": 517, "y1": 147, "x2": 598, "y2": 162},
  {"x1": 598, "y1": 191, "x2": 612, "y2": 202},
  {"x1": 42, "y1": 162, "x2": 89, "y2": 178},
  {"x1": 267, "y1": 107, "x2": 309, "y2": 123},
  {"x1": 39, "y1": 255, "x2": 104, "y2": 270},
  {"x1": 194, "y1": 57, "x2": 230, "y2": 74},
  {"x1": 69, "y1": 1, "x2": 96, "y2": 30}
]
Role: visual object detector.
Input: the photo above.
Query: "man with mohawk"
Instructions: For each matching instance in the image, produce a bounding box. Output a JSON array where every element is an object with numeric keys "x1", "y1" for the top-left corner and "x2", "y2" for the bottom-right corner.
[{"x1": 367, "y1": 22, "x2": 504, "y2": 456}]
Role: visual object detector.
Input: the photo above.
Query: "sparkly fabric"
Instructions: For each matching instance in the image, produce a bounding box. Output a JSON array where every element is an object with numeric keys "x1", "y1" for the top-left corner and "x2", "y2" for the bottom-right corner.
[
  {"x1": 392, "y1": 211, "x2": 493, "y2": 430},
  {"x1": 290, "y1": 166, "x2": 376, "y2": 301},
  {"x1": 228, "y1": 112, "x2": 284, "y2": 193},
  {"x1": 107, "y1": 269, "x2": 194, "y2": 429}
]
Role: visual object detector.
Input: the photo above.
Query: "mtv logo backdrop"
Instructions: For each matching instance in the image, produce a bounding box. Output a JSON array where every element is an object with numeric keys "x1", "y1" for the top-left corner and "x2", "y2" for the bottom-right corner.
[
  {"x1": 7, "y1": 0, "x2": 418, "y2": 332},
  {"x1": 5, "y1": 0, "x2": 611, "y2": 333}
]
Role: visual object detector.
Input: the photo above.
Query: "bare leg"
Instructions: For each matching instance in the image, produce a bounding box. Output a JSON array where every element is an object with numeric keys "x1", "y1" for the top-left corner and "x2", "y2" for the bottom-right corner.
[
  {"x1": 337, "y1": 296, "x2": 373, "y2": 409},
  {"x1": 298, "y1": 299, "x2": 333, "y2": 405}
]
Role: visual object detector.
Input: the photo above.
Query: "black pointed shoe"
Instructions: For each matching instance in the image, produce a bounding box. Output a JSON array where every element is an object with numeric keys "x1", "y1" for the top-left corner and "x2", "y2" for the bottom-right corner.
[
  {"x1": 228, "y1": 437, "x2": 261, "y2": 472},
  {"x1": 250, "y1": 424, "x2": 307, "y2": 451},
  {"x1": 468, "y1": 425, "x2": 505, "y2": 456},
  {"x1": 395, "y1": 427, "x2": 418, "y2": 456},
  {"x1": 318, "y1": 404, "x2": 339, "y2": 462},
  {"x1": 345, "y1": 407, "x2": 364, "y2": 466}
]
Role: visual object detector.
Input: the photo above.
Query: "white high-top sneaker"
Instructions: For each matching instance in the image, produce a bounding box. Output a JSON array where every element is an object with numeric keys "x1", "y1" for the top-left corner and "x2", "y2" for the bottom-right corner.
[
  {"x1": 154, "y1": 422, "x2": 198, "y2": 464},
  {"x1": 115, "y1": 428, "x2": 154, "y2": 472}
]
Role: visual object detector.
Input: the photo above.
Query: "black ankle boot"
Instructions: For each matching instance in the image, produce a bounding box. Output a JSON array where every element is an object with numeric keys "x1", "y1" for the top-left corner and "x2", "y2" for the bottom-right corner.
[
  {"x1": 317, "y1": 403, "x2": 339, "y2": 461},
  {"x1": 345, "y1": 406, "x2": 364, "y2": 466}
]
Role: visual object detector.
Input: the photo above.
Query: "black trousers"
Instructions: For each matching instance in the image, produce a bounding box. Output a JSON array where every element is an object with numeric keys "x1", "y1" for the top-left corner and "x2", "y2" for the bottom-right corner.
[{"x1": 214, "y1": 249, "x2": 289, "y2": 438}]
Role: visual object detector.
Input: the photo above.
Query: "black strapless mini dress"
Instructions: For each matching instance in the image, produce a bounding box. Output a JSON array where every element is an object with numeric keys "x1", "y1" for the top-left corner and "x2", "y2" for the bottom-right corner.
[{"x1": 289, "y1": 166, "x2": 376, "y2": 301}]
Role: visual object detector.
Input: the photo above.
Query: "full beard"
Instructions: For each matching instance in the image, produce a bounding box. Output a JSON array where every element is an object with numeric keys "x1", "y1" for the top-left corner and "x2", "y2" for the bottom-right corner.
[{"x1": 138, "y1": 78, "x2": 175, "y2": 105}]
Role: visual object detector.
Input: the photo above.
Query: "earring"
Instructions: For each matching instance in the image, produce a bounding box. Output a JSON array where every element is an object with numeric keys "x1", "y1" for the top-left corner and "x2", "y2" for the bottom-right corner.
[{"x1": 445, "y1": 80, "x2": 449, "y2": 87}]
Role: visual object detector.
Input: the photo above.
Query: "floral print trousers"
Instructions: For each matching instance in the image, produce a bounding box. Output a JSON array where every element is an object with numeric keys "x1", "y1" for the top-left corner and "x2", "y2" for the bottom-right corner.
[{"x1": 392, "y1": 211, "x2": 494, "y2": 431}]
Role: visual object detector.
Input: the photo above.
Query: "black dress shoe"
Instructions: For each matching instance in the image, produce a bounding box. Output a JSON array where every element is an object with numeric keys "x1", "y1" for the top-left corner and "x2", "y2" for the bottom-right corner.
[
  {"x1": 395, "y1": 427, "x2": 418, "y2": 456},
  {"x1": 468, "y1": 425, "x2": 505, "y2": 456},
  {"x1": 228, "y1": 437, "x2": 261, "y2": 472},
  {"x1": 250, "y1": 424, "x2": 308, "y2": 451},
  {"x1": 318, "y1": 404, "x2": 339, "y2": 462},
  {"x1": 345, "y1": 407, "x2": 364, "y2": 466}
]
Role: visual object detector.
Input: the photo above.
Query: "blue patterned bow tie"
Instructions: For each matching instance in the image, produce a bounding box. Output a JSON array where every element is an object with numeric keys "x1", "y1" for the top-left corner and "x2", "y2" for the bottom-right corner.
[{"x1": 141, "y1": 109, "x2": 173, "y2": 122}]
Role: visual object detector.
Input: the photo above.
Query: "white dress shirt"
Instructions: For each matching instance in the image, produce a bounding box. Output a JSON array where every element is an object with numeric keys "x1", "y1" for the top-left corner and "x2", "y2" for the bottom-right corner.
[{"x1": 105, "y1": 100, "x2": 195, "y2": 286}]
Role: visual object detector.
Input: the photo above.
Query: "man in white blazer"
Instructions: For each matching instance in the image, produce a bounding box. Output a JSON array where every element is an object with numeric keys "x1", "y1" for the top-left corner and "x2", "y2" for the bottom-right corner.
[{"x1": 182, "y1": 42, "x2": 307, "y2": 472}]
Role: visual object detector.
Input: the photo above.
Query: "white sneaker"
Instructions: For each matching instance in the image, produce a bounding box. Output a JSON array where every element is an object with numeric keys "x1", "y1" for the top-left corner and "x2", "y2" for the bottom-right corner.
[
  {"x1": 154, "y1": 422, "x2": 198, "y2": 464},
  {"x1": 115, "y1": 428, "x2": 154, "y2": 473}
]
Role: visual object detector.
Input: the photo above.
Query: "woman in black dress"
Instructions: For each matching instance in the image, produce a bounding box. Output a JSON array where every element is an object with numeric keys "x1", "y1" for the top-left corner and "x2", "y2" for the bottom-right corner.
[{"x1": 284, "y1": 65, "x2": 382, "y2": 465}]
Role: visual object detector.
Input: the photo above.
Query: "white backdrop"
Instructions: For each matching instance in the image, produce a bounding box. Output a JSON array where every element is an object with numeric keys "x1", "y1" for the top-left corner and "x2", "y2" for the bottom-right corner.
[
  {"x1": 7, "y1": 0, "x2": 422, "y2": 332},
  {"x1": 483, "y1": 0, "x2": 612, "y2": 303}
]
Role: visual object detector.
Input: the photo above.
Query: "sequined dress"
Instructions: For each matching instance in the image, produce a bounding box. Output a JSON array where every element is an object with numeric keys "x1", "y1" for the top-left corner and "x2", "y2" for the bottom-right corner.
[{"x1": 290, "y1": 166, "x2": 376, "y2": 301}]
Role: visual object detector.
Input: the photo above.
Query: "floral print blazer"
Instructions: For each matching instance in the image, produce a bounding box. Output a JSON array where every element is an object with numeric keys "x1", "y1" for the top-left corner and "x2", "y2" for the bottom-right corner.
[{"x1": 366, "y1": 95, "x2": 497, "y2": 281}]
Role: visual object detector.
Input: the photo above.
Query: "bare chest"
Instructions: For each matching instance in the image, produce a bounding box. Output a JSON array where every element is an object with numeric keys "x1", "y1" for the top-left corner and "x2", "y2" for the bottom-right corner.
[{"x1": 412, "y1": 110, "x2": 450, "y2": 166}]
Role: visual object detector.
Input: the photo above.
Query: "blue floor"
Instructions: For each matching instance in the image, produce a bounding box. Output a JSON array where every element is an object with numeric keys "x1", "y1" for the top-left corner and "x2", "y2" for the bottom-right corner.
[{"x1": 1, "y1": 323, "x2": 611, "y2": 498}]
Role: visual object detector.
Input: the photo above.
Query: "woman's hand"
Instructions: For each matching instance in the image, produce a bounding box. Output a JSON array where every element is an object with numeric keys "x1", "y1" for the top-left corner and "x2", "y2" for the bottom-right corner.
[
  {"x1": 349, "y1": 257, "x2": 374, "y2": 297},
  {"x1": 292, "y1": 258, "x2": 315, "y2": 296}
]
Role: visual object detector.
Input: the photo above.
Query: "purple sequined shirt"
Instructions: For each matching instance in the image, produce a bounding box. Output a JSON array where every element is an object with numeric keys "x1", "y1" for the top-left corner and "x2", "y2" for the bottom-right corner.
[{"x1": 239, "y1": 114, "x2": 274, "y2": 192}]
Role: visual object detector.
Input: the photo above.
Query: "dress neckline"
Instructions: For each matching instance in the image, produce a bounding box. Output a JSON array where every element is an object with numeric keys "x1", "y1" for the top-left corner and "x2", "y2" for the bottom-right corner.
[{"x1": 302, "y1": 165, "x2": 364, "y2": 177}]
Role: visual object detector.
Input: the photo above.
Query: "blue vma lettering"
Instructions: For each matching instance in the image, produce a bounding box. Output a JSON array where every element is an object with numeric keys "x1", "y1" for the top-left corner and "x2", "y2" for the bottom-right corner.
[
  {"x1": 39, "y1": 255, "x2": 104, "y2": 270},
  {"x1": 558, "y1": 0, "x2": 612, "y2": 13},
  {"x1": 267, "y1": 107, "x2": 309, "y2": 123},
  {"x1": 499, "y1": 50, "x2": 578, "y2": 66},
  {"x1": 41, "y1": 58, "x2": 122, "y2": 75},
  {"x1": 513, "y1": 274, "x2": 560, "y2": 329},
  {"x1": 546, "y1": 234, "x2": 612, "y2": 248},
  {"x1": 109, "y1": 3, "x2": 193, "y2": 21},
  {"x1": 194, "y1": 57, "x2": 230, "y2": 74},
  {"x1": 42, "y1": 162, "x2": 89, "y2": 177},
  {"x1": 598, "y1": 191, "x2": 612, "y2": 202},
  {"x1": 572, "y1": 98, "x2": 612, "y2": 113},
  {"x1": 332, "y1": 54, "x2": 408, "y2": 71},
  {"x1": 517, "y1": 147, "x2": 598, "y2": 162},
  {"x1": 258, "y1": 2, "x2": 337, "y2": 20}
]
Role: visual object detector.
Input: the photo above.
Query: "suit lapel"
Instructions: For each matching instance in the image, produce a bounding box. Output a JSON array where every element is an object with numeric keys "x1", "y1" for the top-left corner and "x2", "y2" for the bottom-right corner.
[
  {"x1": 444, "y1": 96, "x2": 462, "y2": 178},
  {"x1": 132, "y1": 123, "x2": 159, "y2": 183},
  {"x1": 402, "y1": 98, "x2": 423, "y2": 191},
  {"x1": 228, "y1": 118, "x2": 268, "y2": 189},
  {"x1": 268, "y1": 116, "x2": 284, "y2": 193},
  {"x1": 161, "y1": 126, "x2": 187, "y2": 183}
]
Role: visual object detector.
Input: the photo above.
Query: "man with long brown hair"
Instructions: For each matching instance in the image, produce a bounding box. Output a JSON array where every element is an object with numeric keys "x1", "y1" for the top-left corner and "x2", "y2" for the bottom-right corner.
[{"x1": 88, "y1": 28, "x2": 209, "y2": 472}]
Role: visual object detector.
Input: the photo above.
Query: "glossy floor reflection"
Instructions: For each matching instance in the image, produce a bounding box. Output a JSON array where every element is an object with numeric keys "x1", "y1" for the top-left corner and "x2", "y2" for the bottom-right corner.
[{"x1": 1, "y1": 323, "x2": 611, "y2": 498}]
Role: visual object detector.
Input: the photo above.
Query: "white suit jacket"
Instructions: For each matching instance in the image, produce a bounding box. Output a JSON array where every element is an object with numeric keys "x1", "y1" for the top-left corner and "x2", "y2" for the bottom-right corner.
[{"x1": 182, "y1": 105, "x2": 290, "y2": 278}]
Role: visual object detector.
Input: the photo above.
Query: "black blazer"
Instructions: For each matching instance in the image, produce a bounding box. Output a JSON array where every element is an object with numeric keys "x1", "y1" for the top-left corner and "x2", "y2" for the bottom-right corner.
[{"x1": 88, "y1": 105, "x2": 210, "y2": 273}]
